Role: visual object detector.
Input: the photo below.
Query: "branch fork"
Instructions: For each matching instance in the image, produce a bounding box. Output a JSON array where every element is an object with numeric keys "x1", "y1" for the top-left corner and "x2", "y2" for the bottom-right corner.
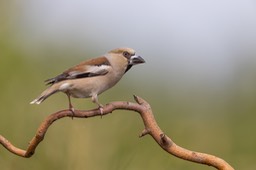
[{"x1": 0, "y1": 95, "x2": 234, "y2": 170}]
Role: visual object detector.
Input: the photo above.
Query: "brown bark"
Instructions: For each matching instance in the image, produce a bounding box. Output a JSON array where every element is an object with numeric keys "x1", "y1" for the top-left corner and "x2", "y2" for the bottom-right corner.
[{"x1": 0, "y1": 96, "x2": 234, "y2": 170}]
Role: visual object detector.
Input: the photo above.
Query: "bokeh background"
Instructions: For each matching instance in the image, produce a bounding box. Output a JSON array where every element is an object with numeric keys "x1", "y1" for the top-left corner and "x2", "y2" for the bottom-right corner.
[{"x1": 1, "y1": 0, "x2": 256, "y2": 169}]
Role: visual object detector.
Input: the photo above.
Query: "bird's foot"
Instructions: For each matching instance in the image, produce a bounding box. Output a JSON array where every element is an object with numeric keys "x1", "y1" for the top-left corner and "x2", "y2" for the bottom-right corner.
[
  {"x1": 98, "y1": 105, "x2": 104, "y2": 118},
  {"x1": 69, "y1": 107, "x2": 75, "y2": 119}
]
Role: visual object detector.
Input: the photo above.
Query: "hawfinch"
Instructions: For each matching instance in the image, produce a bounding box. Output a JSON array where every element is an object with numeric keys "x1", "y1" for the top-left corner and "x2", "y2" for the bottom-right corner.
[{"x1": 30, "y1": 47, "x2": 145, "y2": 113}]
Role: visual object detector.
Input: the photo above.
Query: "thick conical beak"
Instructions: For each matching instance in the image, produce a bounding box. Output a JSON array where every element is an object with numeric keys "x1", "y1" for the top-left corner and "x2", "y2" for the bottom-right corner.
[{"x1": 129, "y1": 55, "x2": 145, "y2": 65}]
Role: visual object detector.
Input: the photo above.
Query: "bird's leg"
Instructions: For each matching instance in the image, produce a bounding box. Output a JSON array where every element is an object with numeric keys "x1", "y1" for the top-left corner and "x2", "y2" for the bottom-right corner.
[
  {"x1": 92, "y1": 94, "x2": 104, "y2": 116},
  {"x1": 66, "y1": 93, "x2": 75, "y2": 118}
]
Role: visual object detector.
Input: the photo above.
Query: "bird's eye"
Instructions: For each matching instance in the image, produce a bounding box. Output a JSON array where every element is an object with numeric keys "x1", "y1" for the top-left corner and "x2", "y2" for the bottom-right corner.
[{"x1": 123, "y1": 51, "x2": 130, "y2": 58}]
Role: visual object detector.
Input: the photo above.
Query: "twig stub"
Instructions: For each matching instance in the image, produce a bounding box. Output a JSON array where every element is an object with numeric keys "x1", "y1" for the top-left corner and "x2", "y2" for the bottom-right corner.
[{"x1": 0, "y1": 96, "x2": 234, "y2": 170}]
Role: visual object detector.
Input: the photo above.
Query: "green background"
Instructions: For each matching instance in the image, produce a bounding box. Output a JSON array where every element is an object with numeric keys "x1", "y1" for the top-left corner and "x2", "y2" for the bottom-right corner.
[{"x1": 1, "y1": 1, "x2": 256, "y2": 170}]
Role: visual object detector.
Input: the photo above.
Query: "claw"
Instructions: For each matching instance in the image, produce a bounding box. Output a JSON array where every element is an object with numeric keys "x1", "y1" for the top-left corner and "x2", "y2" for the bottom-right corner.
[
  {"x1": 99, "y1": 106, "x2": 104, "y2": 118},
  {"x1": 70, "y1": 107, "x2": 75, "y2": 119},
  {"x1": 99, "y1": 107, "x2": 104, "y2": 114},
  {"x1": 66, "y1": 93, "x2": 75, "y2": 119},
  {"x1": 91, "y1": 94, "x2": 104, "y2": 117}
]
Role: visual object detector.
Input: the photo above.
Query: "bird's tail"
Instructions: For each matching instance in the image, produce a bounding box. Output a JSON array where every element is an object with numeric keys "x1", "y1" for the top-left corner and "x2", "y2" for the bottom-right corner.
[{"x1": 30, "y1": 85, "x2": 59, "y2": 104}]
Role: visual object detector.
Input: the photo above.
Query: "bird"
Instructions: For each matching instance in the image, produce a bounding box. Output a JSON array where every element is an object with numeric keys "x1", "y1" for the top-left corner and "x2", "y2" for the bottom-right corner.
[{"x1": 30, "y1": 47, "x2": 145, "y2": 114}]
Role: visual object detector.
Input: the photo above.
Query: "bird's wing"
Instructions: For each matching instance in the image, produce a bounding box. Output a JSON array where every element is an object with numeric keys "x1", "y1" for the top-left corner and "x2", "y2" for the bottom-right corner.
[{"x1": 45, "y1": 56, "x2": 111, "y2": 85}]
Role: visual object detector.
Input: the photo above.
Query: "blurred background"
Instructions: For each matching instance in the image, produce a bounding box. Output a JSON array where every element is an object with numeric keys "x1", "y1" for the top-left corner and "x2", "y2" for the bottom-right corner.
[{"x1": 1, "y1": 0, "x2": 256, "y2": 169}]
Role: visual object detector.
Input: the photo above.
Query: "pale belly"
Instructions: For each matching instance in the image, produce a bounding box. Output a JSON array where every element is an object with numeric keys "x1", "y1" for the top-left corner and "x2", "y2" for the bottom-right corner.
[{"x1": 60, "y1": 75, "x2": 121, "y2": 98}]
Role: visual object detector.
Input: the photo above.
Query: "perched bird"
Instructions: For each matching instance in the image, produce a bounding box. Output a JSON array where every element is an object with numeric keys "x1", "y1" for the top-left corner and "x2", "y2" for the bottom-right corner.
[{"x1": 30, "y1": 47, "x2": 145, "y2": 113}]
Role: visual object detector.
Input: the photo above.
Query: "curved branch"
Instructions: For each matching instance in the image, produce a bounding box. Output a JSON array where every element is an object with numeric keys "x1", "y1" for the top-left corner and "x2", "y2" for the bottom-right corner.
[{"x1": 0, "y1": 96, "x2": 234, "y2": 170}]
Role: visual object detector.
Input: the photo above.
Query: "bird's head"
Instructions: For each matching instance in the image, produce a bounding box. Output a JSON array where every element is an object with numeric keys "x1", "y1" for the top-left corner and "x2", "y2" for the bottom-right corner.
[{"x1": 108, "y1": 47, "x2": 145, "y2": 73}]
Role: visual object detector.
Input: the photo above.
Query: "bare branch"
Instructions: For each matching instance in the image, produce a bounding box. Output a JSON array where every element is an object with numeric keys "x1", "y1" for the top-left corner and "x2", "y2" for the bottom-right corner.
[{"x1": 0, "y1": 96, "x2": 234, "y2": 170}]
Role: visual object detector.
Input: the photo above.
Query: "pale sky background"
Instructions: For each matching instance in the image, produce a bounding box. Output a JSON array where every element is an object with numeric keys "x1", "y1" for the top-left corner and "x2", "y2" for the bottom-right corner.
[
  {"x1": 4, "y1": 0, "x2": 256, "y2": 95},
  {"x1": 1, "y1": 1, "x2": 256, "y2": 169}
]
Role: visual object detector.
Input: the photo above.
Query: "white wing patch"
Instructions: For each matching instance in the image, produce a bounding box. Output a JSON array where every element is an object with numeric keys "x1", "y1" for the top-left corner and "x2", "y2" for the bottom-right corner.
[
  {"x1": 86, "y1": 65, "x2": 110, "y2": 74},
  {"x1": 68, "y1": 65, "x2": 110, "y2": 78}
]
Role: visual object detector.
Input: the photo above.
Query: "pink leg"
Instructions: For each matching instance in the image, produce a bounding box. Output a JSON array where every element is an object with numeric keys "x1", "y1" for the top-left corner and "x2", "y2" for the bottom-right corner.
[
  {"x1": 66, "y1": 93, "x2": 75, "y2": 118},
  {"x1": 92, "y1": 94, "x2": 104, "y2": 115}
]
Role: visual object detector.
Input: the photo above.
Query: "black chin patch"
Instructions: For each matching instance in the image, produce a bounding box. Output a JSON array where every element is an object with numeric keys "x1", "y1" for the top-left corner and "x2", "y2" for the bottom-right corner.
[{"x1": 125, "y1": 64, "x2": 133, "y2": 73}]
